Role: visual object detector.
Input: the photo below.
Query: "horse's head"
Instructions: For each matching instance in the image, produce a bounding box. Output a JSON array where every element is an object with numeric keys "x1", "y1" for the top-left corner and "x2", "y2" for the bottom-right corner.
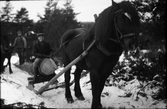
[
  {"x1": 1, "y1": 35, "x2": 10, "y2": 49},
  {"x1": 1, "y1": 34, "x2": 13, "y2": 52},
  {"x1": 112, "y1": 0, "x2": 140, "y2": 52},
  {"x1": 94, "y1": 0, "x2": 140, "y2": 55}
]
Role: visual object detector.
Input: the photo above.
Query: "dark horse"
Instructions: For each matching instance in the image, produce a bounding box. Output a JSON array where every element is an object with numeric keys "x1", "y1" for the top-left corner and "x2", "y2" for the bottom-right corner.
[
  {"x1": 61, "y1": 1, "x2": 140, "y2": 108},
  {"x1": 1, "y1": 34, "x2": 13, "y2": 74}
]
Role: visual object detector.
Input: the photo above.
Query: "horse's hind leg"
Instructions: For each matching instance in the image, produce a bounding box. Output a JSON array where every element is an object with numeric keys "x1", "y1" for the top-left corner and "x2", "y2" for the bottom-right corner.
[
  {"x1": 8, "y1": 57, "x2": 13, "y2": 74},
  {"x1": 74, "y1": 67, "x2": 85, "y2": 100},
  {"x1": 1, "y1": 57, "x2": 5, "y2": 74},
  {"x1": 65, "y1": 67, "x2": 74, "y2": 103}
]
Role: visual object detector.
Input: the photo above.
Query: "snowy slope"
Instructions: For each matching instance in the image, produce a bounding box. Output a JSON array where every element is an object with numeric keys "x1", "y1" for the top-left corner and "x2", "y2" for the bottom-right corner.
[{"x1": 1, "y1": 54, "x2": 166, "y2": 108}]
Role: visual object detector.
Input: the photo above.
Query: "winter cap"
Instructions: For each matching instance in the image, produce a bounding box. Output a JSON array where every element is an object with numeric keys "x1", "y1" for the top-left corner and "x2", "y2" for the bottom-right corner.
[
  {"x1": 17, "y1": 31, "x2": 22, "y2": 34},
  {"x1": 37, "y1": 33, "x2": 44, "y2": 37}
]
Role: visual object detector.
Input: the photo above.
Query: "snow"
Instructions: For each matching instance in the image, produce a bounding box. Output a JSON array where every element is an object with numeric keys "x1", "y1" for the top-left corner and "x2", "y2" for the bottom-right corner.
[
  {"x1": 1, "y1": 54, "x2": 166, "y2": 108},
  {"x1": 118, "y1": 53, "x2": 125, "y2": 62}
]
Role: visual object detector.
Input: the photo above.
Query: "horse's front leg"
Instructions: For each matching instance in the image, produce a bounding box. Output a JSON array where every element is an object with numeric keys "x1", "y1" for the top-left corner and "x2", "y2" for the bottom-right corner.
[
  {"x1": 90, "y1": 69, "x2": 102, "y2": 108},
  {"x1": 97, "y1": 60, "x2": 119, "y2": 108},
  {"x1": 74, "y1": 67, "x2": 85, "y2": 100},
  {"x1": 65, "y1": 68, "x2": 74, "y2": 103},
  {"x1": 99, "y1": 66, "x2": 114, "y2": 95}
]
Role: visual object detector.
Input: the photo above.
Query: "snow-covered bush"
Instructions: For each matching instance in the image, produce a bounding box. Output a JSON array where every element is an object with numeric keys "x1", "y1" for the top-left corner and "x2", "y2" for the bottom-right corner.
[
  {"x1": 1, "y1": 98, "x2": 47, "y2": 108},
  {"x1": 112, "y1": 48, "x2": 166, "y2": 100}
]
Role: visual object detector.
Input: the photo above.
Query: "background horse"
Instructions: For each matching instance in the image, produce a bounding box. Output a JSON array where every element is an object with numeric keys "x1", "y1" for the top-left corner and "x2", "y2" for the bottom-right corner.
[
  {"x1": 1, "y1": 34, "x2": 13, "y2": 74},
  {"x1": 61, "y1": 0, "x2": 140, "y2": 108}
]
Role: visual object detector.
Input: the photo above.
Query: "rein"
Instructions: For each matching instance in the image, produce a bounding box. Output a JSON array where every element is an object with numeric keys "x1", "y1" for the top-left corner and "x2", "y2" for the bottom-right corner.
[{"x1": 50, "y1": 31, "x2": 85, "y2": 57}]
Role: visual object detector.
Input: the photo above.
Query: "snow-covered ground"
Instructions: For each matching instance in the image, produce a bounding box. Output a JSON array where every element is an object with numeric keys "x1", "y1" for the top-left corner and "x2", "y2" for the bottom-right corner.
[{"x1": 1, "y1": 54, "x2": 166, "y2": 108}]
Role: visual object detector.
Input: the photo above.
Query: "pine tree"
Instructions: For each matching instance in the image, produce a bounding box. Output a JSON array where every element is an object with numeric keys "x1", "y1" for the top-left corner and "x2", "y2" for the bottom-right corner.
[
  {"x1": 14, "y1": 7, "x2": 33, "y2": 33},
  {"x1": 0, "y1": 1, "x2": 14, "y2": 22},
  {"x1": 39, "y1": 0, "x2": 80, "y2": 54},
  {"x1": 132, "y1": 0, "x2": 165, "y2": 43}
]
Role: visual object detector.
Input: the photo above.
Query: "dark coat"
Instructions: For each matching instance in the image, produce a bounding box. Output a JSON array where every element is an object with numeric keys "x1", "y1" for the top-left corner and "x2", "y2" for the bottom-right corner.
[
  {"x1": 33, "y1": 40, "x2": 53, "y2": 58},
  {"x1": 13, "y1": 36, "x2": 27, "y2": 51}
]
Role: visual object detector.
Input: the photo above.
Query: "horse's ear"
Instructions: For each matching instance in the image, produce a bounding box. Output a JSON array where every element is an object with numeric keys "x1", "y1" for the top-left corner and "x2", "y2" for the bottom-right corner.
[{"x1": 111, "y1": 0, "x2": 117, "y2": 6}]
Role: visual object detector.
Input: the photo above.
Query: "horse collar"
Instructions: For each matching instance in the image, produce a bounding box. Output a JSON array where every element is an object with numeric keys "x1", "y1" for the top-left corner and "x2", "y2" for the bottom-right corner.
[{"x1": 96, "y1": 43, "x2": 122, "y2": 56}]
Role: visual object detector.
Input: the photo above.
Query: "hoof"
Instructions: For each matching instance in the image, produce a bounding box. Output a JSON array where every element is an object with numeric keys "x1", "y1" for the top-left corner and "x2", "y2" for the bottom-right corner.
[
  {"x1": 28, "y1": 81, "x2": 35, "y2": 88},
  {"x1": 66, "y1": 97, "x2": 74, "y2": 103},
  {"x1": 77, "y1": 96, "x2": 85, "y2": 101},
  {"x1": 91, "y1": 103, "x2": 102, "y2": 108}
]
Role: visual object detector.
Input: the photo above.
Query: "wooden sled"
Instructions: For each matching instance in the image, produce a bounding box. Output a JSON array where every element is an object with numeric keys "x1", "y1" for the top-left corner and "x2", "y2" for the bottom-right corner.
[
  {"x1": 26, "y1": 58, "x2": 59, "y2": 92},
  {"x1": 26, "y1": 74, "x2": 75, "y2": 93},
  {"x1": 26, "y1": 74, "x2": 57, "y2": 91},
  {"x1": 28, "y1": 40, "x2": 95, "y2": 95},
  {"x1": 27, "y1": 70, "x2": 88, "y2": 94}
]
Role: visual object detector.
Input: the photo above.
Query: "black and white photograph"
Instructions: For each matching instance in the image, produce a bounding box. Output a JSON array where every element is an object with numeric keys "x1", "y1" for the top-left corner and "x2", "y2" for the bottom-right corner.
[{"x1": 0, "y1": 0, "x2": 166, "y2": 108}]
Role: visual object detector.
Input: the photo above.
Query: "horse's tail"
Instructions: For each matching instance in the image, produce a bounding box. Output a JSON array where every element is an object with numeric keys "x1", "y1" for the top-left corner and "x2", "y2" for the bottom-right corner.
[
  {"x1": 61, "y1": 28, "x2": 86, "y2": 46},
  {"x1": 60, "y1": 28, "x2": 86, "y2": 65}
]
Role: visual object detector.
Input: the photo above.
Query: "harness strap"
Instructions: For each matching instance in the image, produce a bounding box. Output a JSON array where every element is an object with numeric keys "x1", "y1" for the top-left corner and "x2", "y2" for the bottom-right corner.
[
  {"x1": 120, "y1": 33, "x2": 137, "y2": 39},
  {"x1": 96, "y1": 43, "x2": 121, "y2": 56},
  {"x1": 97, "y1": 43, "x2": 111, "y2": 56},
  {"x1": 50, "y1": 31, "x2": 85, "y2": 57},
  {"x1": 83, "y1": 39, "x2": 95, "y2": 51},
  {"x1": 83, "y1": 37, "x2": 122, "y2": 56}
]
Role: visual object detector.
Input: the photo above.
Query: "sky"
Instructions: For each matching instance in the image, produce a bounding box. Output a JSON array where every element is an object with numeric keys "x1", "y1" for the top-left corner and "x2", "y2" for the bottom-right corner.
[{"x1": 0, "y1": 0, "x2": 124, "y2": 22}]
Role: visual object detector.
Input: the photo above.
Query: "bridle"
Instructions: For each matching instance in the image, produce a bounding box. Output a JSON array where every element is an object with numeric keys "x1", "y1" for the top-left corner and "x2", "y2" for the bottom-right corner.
[
  {"x1": 109, "y1": 9, "x2": 138, "y2": 45},
  {"x1": 96, "y1": 8, "x2": 138, "y2": 56}
]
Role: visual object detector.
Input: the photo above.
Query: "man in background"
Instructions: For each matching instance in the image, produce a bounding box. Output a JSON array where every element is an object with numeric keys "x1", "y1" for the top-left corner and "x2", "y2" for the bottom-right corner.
[{"x1": 12, "y1": 31, "x2": 27, "y2": 65}]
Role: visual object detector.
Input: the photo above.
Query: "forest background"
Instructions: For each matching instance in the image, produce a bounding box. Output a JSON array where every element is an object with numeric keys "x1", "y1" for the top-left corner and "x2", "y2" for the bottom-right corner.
[
  {"x1": 1, "y1": 0, "x2": 166, "y2": 102},
  {"x1": 1, "y1": 0, "x2": 165, "y2": 54}
]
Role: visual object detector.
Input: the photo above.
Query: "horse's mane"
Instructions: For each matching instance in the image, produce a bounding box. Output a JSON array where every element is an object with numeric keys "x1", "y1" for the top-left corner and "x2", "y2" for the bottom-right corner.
[
  {"x1": 94, "y1": 1, "x2": 140, "y2": 44},
  {"x1": 84, "y1": 24, "x2": 95, "y2": 43}
]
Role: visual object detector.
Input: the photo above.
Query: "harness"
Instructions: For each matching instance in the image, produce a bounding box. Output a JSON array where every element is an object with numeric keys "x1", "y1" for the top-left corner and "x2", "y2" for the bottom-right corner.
[
  {"x1": 51, "y1": 9, "x2": 138, "y2": 57},
  {"x1": 96, "y1": 9, "x2": 137, "y2": 56},
  {"x1": 50, "y1": 30, "x2": 85, "y2": 57}
]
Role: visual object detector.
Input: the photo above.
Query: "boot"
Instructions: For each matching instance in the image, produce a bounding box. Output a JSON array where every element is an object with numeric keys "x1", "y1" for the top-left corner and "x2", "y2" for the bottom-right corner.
[
  {"x1": 28, "y1": 67, "x2": 39, "y2": 87},
  {"x1": 33, "y1": 67, "x2": 39, "y2": 82}
]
